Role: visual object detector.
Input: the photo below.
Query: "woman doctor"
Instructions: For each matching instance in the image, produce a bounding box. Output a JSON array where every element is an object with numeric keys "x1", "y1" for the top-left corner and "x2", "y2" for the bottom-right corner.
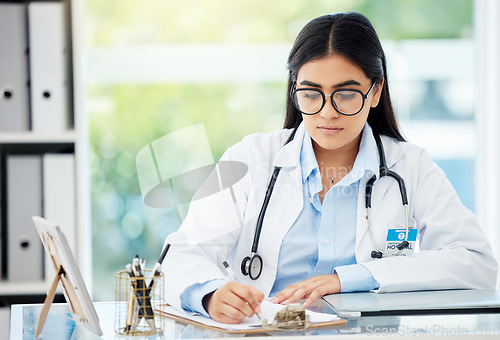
[{"x1": 162, "y1": 12, "x2": 497, "y2": 324}]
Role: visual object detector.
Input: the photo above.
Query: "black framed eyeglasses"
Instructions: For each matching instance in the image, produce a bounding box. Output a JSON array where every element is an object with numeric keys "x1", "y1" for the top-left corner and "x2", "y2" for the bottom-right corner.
[{"x1": 291, "y1": 82, "x2": 377, "y2": 116}]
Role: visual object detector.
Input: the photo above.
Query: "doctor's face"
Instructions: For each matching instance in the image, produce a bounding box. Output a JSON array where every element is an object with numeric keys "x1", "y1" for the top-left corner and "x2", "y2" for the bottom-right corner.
[{"x1": 295, "y1": 54, "x2": 383, "y2": 154}]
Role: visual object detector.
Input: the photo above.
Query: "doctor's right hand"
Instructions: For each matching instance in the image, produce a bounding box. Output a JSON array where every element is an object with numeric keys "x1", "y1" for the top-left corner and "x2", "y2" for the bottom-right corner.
[{"x1": 204, "y1": 281, "x2": 264, "y2": 324}]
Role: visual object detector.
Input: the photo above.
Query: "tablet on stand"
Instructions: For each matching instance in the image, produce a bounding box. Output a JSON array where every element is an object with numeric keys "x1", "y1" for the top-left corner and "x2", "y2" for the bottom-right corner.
[{"x1": 32, "y1": 216, "x2": 103, "y2": 338}]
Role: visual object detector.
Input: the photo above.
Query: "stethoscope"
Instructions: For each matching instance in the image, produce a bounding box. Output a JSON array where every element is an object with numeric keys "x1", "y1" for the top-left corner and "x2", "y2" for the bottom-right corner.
[{"x1": 240, "y1": 128, "x2": 410, "y2": 280}]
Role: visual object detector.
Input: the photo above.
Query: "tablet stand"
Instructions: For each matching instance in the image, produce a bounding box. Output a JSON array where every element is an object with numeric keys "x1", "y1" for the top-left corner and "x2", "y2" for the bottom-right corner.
[{"x1": 35, "y1": 236, "x2": 86, "y2": 338}]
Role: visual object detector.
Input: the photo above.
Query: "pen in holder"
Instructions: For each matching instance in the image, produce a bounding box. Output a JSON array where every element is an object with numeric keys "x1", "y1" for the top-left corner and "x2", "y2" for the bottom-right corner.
[{"x1": 115, "y1": 269, "x2": 164, "y2": 336}]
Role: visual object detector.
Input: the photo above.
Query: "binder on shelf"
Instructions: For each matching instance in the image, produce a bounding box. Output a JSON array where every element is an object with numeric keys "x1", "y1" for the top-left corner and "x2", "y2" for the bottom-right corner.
[
  {"x1": 0, "y1": 159, "x2": 2, "y2": 273},
  {"x1": 6, "y1": 154, "x2": 44, "y2": 281},
  {"x1": 28, "y1": 2, "x2": 70, "y2": 133},
  {"x1": 0, "y1": 3, "x2": 30, "y2": 132},
  {"x1": 42, "y1": 153, "x2": 76, "y2": 279}
]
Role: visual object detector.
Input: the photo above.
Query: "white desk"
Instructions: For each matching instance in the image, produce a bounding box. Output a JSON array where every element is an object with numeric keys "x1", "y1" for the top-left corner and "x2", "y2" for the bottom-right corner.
[{"x1": 10, "y1": 301, "x2": 500, "y2": 339}]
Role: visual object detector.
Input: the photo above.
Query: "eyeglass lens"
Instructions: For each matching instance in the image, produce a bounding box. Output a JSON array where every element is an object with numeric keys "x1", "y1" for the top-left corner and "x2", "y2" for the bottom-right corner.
[{"x1": 293, "y1": 89, "x2": 365, "y2": 115}]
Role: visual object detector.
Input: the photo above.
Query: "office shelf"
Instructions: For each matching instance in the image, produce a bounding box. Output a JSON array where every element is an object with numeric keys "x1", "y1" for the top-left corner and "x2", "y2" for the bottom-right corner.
[
  {"x1": 0, "y1": 131, "x2": 77, "y2": 144},
  {"x1": 0, "y1": 281, "x2": 49, "y2": 296},
  {"x1": 0, "y1": 0, "x2": 91, "y2": 305}
]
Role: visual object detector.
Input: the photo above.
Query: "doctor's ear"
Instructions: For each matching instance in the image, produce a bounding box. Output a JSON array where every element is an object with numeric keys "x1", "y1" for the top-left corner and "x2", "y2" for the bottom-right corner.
[{"x1": 370, "y1": 79, "x2": 385, "y2": 108}]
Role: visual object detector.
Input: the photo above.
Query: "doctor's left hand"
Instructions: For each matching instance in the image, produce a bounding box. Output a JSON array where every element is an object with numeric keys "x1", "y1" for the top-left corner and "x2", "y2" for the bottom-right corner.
[{"x1": 270, "y1": 274, "x2": 341, "y2": 308}]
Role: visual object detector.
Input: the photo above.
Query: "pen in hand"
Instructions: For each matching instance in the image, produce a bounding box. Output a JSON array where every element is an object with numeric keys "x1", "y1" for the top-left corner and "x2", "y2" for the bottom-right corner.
[{"x1": 223, "y1": 261, "x2": 261, "y2": 320}]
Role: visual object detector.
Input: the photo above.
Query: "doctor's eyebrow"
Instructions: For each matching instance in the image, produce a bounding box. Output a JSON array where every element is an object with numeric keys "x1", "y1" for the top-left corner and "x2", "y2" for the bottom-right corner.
[{"x1": 299, "y1": 79, "x2": 362, "y2": 88}]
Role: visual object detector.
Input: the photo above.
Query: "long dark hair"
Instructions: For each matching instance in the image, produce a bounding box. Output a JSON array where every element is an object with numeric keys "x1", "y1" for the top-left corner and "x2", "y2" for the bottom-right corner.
[{"x1": 284, "y1": 12, "x2": 405, "y2": 142}]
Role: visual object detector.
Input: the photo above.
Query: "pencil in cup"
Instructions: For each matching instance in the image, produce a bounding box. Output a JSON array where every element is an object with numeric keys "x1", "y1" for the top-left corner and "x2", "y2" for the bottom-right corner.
[
  {"x1": 132, "y1": 258, "x2": 156, "y2": 331},
  {"x1": 114, "y1": 268, "x2": 165, "y2": 335}
]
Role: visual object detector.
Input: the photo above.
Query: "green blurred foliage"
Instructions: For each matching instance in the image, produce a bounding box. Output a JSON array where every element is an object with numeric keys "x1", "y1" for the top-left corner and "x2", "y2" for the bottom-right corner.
[
  {"x1": 85, "y1": 0, "x2": 473, "y2": 46},
  {"x1": 89, "y1": 84, "x2": 284, "y2": 299},
  {"x1": 86, "y1": 0, "x2": 473, "y2": 300}
]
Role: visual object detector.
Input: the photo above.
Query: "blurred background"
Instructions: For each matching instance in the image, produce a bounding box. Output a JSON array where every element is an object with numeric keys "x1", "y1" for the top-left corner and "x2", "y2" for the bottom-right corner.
[{"x1": 84, "y1": 0, "x2": 478, "y2": 300}]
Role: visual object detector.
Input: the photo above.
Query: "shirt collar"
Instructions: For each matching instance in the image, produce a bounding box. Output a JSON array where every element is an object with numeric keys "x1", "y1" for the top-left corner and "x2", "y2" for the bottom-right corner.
[
  {"x1": 300, "y1": 129, "x2": 318, "y2": 183},
  {"x1": 300, "y1": 122, "x2": 380, "y2": 195},
  {"x1": 338, "y1": 122, "x2": 379, "y2": 185}
]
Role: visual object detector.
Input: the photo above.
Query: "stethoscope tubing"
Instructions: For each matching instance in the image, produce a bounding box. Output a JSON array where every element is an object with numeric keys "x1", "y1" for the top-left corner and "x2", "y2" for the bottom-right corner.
[
  {"x1": 250, "y1": 127, "x2": 298, "y2": 254},
  {"x1": 366, "y1": 134, "x2": 410, "y2": 257},
  {"x1": 251, "y1": 166, "x2": 281, "y2": 253},
  {"x1": 242, "y1": 128, "x2": 411, "y2": 278}
]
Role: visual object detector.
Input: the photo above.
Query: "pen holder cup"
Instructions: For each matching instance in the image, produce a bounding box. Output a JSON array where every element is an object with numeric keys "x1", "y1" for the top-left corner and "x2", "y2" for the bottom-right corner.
[{"x1": 115, "y1": 269, "x2": 165, "y2": 336}]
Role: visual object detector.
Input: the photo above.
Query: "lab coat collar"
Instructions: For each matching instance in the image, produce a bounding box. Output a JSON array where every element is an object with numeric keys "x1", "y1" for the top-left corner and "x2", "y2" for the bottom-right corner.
[
  {"x1": 272, "y1": 122, "x2": 306, "y2": 168},
  {"x1": 360, "y1": 123, "x2": 379, "y2": 176},
  {"x1": 360, "y1": 122, "x2": 407, "y2": 175},
  {"x1": 272, "y1": 121, "x2": 406, "y2": 173},
  {"x1": 378, "y1": 133, "x2": 406, "y2": 171}
]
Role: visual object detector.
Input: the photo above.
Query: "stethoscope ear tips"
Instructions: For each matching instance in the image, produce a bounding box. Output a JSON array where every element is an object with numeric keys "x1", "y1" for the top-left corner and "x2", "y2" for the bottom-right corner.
[
  {"x1": 371, "y1": 241, "x2": 409, "y2": 259},
  {"x1": 397, "y1": 241, "x2": 409, "y2": 250}
]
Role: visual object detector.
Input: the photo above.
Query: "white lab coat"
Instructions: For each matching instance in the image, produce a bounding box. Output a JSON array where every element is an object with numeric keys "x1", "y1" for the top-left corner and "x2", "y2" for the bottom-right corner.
[{"x1": 162, "y1": 122, "x2": 497, "y2": 311}]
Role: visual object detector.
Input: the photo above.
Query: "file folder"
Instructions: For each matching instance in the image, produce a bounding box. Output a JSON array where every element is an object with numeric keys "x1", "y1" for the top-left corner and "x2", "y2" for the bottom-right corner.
[
  {"x1": 0, "y1": 3, "x2": 30, "y2": 131},
  {"x1": 0, "y1": 160, "x2": 2, "y2": 273},
  {"x1": 6, "y1": 155, "x2": 44, "y2": 281},
  {"x1": 28, "y1": 2, "x2": 70, "y2": 132},
  {"x1": 42, "y1": 153, "x2": 76, "y2": 280}
]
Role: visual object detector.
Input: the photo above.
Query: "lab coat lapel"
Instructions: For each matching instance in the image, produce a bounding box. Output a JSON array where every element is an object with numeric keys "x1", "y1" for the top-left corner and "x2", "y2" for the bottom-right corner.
[
  {"x1": 252, "y1": 123, "x2": 305, "y2": 296},
  {"x1": 370, "y1": 136, "x2": 406, "y2": 213},
  {"x1": 258, "y1": 166, "x2": 303, "y2": 288}
]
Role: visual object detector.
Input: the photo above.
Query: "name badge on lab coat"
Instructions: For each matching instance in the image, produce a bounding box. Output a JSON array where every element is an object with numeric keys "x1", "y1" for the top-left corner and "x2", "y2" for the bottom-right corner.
[{"x1": 385, "y1": 228, "x2": 417, "y2": 256}]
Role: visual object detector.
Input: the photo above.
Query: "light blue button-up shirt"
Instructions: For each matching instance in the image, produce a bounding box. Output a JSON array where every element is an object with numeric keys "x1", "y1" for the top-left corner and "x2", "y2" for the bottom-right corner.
[
  {"x1": 181, "y1": 124, "x2": 380, "y2": 316},
  {"x1": 270, "y1": 124, "x2": 380, "y2": 295}
]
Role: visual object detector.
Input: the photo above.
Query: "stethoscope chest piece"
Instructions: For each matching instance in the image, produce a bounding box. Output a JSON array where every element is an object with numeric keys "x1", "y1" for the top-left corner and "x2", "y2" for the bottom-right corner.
[{"x1": 241, "y1": 253, "x2": 263, "y2": 280}]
